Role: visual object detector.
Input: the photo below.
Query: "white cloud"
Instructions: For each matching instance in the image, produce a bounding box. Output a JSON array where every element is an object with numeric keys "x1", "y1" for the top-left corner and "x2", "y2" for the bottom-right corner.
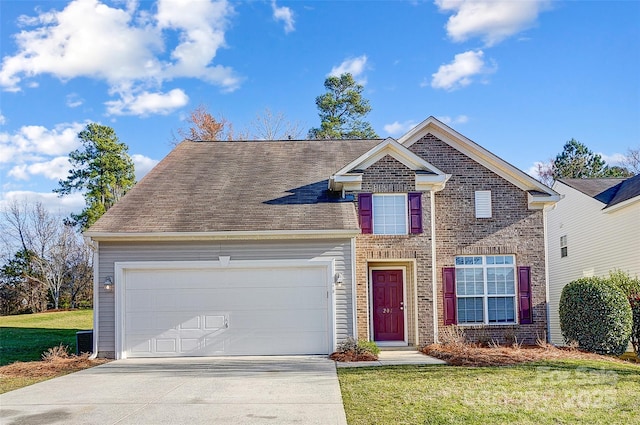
[
  {"x1": 0, "y1": 0, "x2": 240, "y2": 114},
  {"x1": 271, "y1": 1, "x2": 295, "y2": 33},
  {"x1": 0, "y1": 191, "x2": 85, "y2": 216},
  {"x1": 329, "y1": 55, "x2": 369, "y2": 83},
  {"x1": 437, "y1": 115, "x2": 469, "y2": 125},
  {"x1": 527, "y1": 162, "x2": 544, "y2": 180},
  {"x1": 131, "y1": 154, "x2": 159, "y2": 181},
  {"x1": 431, "y1": 50, "x2": 494, "y2": 90},
  {"x1": 66, "y1": 93, "x2": 84, "y2": 108},
  {"x1": 435, "y1": 0, "x2": 550, "y2": 46},
  {"x1": 105, "y1": 88, "x2": 189, "y2": 116},
  {"x1": 8, "y1": 156, "x2": 71, "y2": 181},
  {"x1": 0, "y1": 112, "x2": 6, "y2": 125},
  {"x1": 599, "y1": 152, "x2": 626, "y2": 166},
  {"x1": 0, "y1": 121, "x2": 84, "y2": 164},
  {"x1": 383, "y1": 120, "x2": 418, "y2": 136}
]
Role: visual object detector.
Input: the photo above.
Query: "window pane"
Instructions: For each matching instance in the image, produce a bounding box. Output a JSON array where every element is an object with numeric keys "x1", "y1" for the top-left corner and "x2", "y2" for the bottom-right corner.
[
  {"x1": 487, "y1": 267, "x2": 515, "y2": 295},
  {"x1": 488, "y1": 297, "x2": 515, "y2": 323},
  {"x1": 455, "y1": 257, "x2": 464, "y2": 266},
  {"x1": 457, "y1": 297, "x2": 484, "y2": 324},
  {"x1": 372, "y1": 195, "x2": 407, "y2": 235}
]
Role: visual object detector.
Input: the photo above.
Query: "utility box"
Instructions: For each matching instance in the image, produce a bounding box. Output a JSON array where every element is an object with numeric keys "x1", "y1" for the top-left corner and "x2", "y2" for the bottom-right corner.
[{"x1": 76, "y1": 330, "x2": 93, "y2": 355}]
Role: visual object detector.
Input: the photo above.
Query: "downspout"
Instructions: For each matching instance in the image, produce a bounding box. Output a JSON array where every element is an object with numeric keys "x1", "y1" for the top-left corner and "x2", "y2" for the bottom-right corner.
[
  {"x1": 89, "y1": 239, "x2": 99, "y2": 359},
  {"x1": 350, "y1": 237, "x2": 358, "y2": 340},
  {"x1": 431, "y1": 190, "x2": 439, "y2": 344},
  {"x1": 543, "y1": 206, "x2": 552, "y2": 343}
]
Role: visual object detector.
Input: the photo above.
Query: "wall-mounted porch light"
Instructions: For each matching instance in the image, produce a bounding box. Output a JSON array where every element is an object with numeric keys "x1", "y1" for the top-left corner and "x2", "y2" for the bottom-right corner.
[
  {"x1": 104, "y1": 276, "x2": 114, "y2": 292},
  {"x1": 334, "y1": 273, "x2": 344, "y2": 288}
]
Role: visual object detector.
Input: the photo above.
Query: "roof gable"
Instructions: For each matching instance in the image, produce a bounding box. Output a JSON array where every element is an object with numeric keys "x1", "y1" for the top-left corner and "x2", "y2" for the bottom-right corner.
[
  {"x1": 399, "y1": 117, "x2": 560, "y2": 209},
  {"x1": 558, "y1": 175, "x2": 640, "y2": 212},
  {"x1": 329, "y1": 137, "x2": 451, "y2": 192}
]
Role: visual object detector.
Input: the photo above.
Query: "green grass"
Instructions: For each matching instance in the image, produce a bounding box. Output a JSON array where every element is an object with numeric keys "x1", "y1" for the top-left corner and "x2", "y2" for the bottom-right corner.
[
  {"x1": 338, "y1": 360, "x2": 640, "y2": 425},
  {"x1": 0, "y1": 310, "x2": 93, "y2": 366}
]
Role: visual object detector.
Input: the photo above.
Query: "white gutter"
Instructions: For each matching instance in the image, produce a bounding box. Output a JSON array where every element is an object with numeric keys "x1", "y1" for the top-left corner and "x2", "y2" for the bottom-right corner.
[{"x1": 85, "y1": 229, "x2": 361, "y2": 242}]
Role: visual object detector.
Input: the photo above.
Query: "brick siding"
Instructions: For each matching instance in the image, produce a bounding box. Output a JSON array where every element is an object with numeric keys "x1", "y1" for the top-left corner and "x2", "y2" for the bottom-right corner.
[{"x1": 349, "y1": 134, "x2": 548, "y2": 346}]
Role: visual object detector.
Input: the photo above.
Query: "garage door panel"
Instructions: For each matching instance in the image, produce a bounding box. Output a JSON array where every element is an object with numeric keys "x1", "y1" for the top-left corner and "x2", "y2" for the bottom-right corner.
[
  {"x1": 126, "y1": 287, "x2": 327, "y2": 312},
  {"x1": 123, "y1": 265, "x2": 331, "y2": 357},
  {"x1": 126, "y1": 268, "x2": 327, "y2": 290},
  {"x1": 229, "y1": 309, "x2": 328, "y2": 331}
]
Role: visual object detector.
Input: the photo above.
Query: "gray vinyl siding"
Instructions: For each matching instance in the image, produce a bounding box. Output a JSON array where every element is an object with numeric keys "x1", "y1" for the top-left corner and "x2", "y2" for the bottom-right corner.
[{"x1": 96, "y1": 239, "x2": 354, "y2": 357}]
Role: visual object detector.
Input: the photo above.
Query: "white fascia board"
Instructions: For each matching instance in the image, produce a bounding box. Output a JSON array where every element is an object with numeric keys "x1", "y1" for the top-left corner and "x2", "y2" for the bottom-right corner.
[
  {"x1": 415, "y1": 173, "x2": 452, "y2": 192},
  {"x1": 527, "y1": 193, "x2": 562, "y2": 210},
  {"x1": 400, "y1": 116, "x2": 560, "y2": 197},
  {"x1": 602, "y1": 196, "x2": 640, "y2": 214},
  {"x1": 333, "y1": 137, "x2": 446, "y2": 176},
  {"x1": 86, "y1": 229, "x2": 360, "y2": 242}
]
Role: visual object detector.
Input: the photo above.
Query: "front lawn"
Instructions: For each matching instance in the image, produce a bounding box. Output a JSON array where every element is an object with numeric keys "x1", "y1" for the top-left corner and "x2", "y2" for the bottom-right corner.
[
  {"x1": 339, "y1": 360, "x2": 640, "y2": 424},
  {"x1": 0, "y1": 309, "x2": 93, "y2": 366},
  {"x1": 0, "y1": 309, "x2": 101, "y2": 393}
]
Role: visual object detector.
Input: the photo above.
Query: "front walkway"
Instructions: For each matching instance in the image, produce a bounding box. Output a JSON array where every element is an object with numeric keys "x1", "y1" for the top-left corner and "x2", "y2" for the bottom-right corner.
[{"x1": 336, "y1": 350, "x2": 447, "y2": 368}]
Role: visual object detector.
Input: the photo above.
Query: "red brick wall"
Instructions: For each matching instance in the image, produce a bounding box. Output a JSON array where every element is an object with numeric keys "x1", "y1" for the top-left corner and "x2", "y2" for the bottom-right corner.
[
  {"x1": 350, "y1": 136, "x2": 548, "y2": 346},
  {"x1": 409, "y1": 134, "x2": 547, "y2": 344}
]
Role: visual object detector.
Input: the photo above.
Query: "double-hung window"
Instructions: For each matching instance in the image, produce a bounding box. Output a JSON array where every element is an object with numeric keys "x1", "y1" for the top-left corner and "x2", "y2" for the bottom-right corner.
[
  {"x1": 372, "y1": 194, "x2": 407, "y2": 235},
  {"x1": 455, "y1": 255, "x2": 516, "y2": 324},
  {"x1": 358, "y1": 192, "x2": 422, "y2": 235}
]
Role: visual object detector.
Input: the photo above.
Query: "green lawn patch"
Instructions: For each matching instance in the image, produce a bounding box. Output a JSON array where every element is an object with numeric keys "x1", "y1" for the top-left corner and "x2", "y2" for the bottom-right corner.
[
  {"x1": 0, "y1": 310, "x2": 93, "y2": 366},
  {"x1": 338, "y1": 360, "x2": 640, "y2": 425}
]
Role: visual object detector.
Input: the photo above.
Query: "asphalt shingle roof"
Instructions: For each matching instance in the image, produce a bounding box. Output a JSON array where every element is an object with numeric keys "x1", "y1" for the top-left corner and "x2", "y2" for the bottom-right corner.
[
  {"x1": 88, "y1": 139, "x2": 382, "y2": 234},
  {"x1": 559, "y1": 174, "x2": 640, "y2": 208}
]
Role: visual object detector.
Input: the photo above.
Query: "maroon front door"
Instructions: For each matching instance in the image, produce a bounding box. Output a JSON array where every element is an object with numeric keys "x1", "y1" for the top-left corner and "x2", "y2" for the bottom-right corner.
[{"x1": 372, "y1": 270, "x2": 404, "y2": 341}]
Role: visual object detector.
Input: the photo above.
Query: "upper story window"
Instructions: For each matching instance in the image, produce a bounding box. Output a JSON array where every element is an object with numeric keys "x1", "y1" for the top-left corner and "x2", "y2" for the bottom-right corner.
[
  {"x1": 358, "y1": 192, "x2": 422, "y2": 235},
  {"x1": 560, "y1": 235, "x2": 568, "y2": 258},
  {"x1": 455, "y1": 255, "x2": 516, "y2": 324},
  {"x1": 373, "y1": 194, "x2": 407, "y2": 235},
  {"x1": 475, "y1": 190, "x2": 492, "y2": 218}
]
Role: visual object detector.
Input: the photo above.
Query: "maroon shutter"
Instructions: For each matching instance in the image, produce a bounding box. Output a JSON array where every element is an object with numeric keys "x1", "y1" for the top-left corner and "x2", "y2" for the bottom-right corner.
[
  {"x1": 358, "y1": 193, "x2": 373, "y2": 234},
  {"x1": 443, "y1": 267, "x2": 457, "y2": 325},
  {"x1": 518, "y1": 266, "x2": 533, "y2": 324},
  {"x1": 408, "y1": 192, "x2": 422, "y2": 234}
]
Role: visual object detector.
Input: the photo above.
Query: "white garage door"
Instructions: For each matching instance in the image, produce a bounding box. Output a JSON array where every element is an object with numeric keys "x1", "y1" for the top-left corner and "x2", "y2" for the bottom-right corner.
[{"x1": 118, "y1": 261, "x2": 332, "y2": 358}]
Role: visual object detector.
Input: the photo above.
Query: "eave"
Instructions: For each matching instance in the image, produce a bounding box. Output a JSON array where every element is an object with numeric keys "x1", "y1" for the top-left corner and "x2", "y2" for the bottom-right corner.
[{"x1": 85, "y1": 229, "x2": 361, "y2": 242}]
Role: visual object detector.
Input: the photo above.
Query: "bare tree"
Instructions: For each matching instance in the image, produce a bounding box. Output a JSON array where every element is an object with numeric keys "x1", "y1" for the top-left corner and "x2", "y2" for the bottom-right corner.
[
  {"x1": 173, "y1": 105, "x2": 241, "y2": 144},
  {"x1": 534, "y1": 159, "x2": 555, "y2": 187},
  {"x1": 1, "y1": 200, "x2": 93, "y2": 311},
  {"x1": 621, "y1": 147, "x2": 640, "y2": 175},
  {"x1": 249, "y1": 108, "x2": 304, "y2": 140},
  {"x1": 66, "y1": 239, "x2": 93, "y2": 309}
]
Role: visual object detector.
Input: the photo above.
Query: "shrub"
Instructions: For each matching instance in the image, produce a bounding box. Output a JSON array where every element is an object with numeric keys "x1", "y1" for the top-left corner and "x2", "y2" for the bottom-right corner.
[
  {"x1": 439, "y1": 325, "x2": 466, "y2": 346},
  {"x1": 330, "y1": 337, "x2": 380, "y2": 361},
  {"x1": 607, "y1": 269, "x2": 640, "y2": 298},
  {"x1": 631, "y1": 295, "x2": 640, "y2": 356},
  {"x1": 42, "y1": 344, "x2": 70, "y2": 361},
  {"x1": 559, "y1": 277, "x2": 632, "y2": 356}
]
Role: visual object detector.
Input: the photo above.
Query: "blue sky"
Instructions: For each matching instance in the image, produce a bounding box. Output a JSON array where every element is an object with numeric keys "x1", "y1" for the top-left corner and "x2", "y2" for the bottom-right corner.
[{"x1": 1, "y1": 0, "x2": 639, "y2": 214}]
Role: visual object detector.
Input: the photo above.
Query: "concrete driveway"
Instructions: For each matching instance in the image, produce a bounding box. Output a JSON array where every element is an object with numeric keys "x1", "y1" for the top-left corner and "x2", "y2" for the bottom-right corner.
[{"x1": 0, "y1": 356, "x2": 347, "y2": 425}]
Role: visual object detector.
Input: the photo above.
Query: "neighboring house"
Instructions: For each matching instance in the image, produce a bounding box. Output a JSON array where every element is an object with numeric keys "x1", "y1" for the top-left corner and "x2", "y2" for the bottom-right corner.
[
  {"x1": 86, "y1": 117, "x2": 560, "y2": 359},
  {"x1": 547, "y1": 175, "x2": 640, "y2": 345}
]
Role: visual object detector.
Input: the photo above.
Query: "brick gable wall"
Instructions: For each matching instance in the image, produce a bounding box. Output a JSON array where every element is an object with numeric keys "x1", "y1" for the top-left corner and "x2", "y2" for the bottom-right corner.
[
  {"x1": 409, "y1": 133, "x2": 547, "y2": 344},
  {"x1": 349, "y1": 135, "x2": 548, "y2": 346}
]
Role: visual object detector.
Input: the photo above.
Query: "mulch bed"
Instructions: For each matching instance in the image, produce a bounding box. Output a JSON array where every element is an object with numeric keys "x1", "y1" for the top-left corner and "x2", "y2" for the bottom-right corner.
[
  {"x1": 330, "y1": 351, "x2": 378, "y2": 362},
  {"x1": 422, "y1": 343, "x2": 634, "y2": 367},
  {"x1": 0, "y1": 355, "x2": 110, "y2": 378}
]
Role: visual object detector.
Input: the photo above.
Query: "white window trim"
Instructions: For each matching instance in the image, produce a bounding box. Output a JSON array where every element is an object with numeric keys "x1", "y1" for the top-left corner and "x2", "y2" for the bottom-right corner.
[
  {"x1": 475, "y1": 190, "x2": 492, "y2": 218},
  {"x1": 372, "y1": 193, "x2": 408, "y2": 235},
  {"x1": 455, "y1": 255, "x2": 517, "y2": 325}
]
